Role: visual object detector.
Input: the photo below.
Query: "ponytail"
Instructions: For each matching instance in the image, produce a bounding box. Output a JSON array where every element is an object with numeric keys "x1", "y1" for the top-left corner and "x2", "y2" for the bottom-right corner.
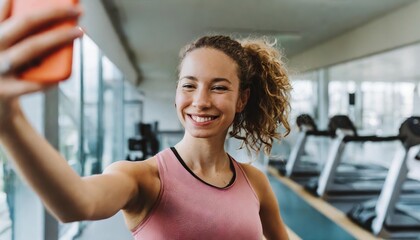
[{"x1": 230, "y1": 39, "x2": 291, "y2": 155}]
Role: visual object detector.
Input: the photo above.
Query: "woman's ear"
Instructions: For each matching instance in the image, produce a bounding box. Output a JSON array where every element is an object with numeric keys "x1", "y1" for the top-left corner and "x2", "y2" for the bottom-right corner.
[{"x1": 236, "y1": 88, "x2": 250, "y2": 112}]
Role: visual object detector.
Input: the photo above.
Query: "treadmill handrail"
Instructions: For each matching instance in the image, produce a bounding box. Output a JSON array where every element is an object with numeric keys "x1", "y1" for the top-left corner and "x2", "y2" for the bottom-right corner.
[
  {"x1": 315, "y1": 134, "x2": 401, "y2": 198},
  {"x1": 306, "y1": 130, "x2": 334, "y2": 137},
  {"x1": 285, "y1": 129, "x2": 333, "y2": 177},
  {"x1": 316, "y1": 134, "x2": 347, "y2": 197},
  {"x1": 342, "y1": 135, "x2": 402, "y2": 143},
  {"x1": 285, "y1": 131, "x2": 308, "y2": 177},
  {"x1": 372, "y1": 144, "x2": 420, "y2": 236}
]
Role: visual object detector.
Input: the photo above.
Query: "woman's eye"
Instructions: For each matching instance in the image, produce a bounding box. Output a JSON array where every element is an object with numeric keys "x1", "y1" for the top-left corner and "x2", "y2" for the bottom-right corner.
[
  {"x1": 212, "y1": 86, "x2": 228, "y2": 91},
  {"x1": 182, "y1": 84, "x2": 194, "y2": 89}
]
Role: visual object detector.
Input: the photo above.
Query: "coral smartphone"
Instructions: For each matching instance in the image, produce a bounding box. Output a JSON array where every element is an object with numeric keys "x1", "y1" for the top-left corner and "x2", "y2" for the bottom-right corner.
[{"x1": 11, "y1": 0, "x2": 79, "y2": 83}]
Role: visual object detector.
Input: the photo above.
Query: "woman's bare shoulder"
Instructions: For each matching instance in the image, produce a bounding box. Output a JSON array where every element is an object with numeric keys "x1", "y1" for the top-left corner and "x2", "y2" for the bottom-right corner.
[
  {"x1": 104, "y1": 156, "x2": 159, "y2": 183},
  {"x1": 238, "y1": 162, "x2": 266, "y2": 181},
  {"x1": 238, "y1": 163, "x2": 271, "y2": 199}
]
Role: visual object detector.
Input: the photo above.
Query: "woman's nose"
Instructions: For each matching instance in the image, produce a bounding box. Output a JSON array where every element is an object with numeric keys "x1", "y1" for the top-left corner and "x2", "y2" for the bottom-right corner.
[{"x1": 192, "y1": 89, "x2": 211, "y2": 109}]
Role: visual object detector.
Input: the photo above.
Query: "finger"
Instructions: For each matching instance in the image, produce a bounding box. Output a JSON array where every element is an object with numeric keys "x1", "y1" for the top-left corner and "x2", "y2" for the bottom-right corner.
[
  {"x1": 0, "y1": 4, "x2": 82, "y2": 50},
  {"x1": 0, "y1": 0, "x2": 11, "y2": 22},
  {"x1": 0, "y1": 76, "x2": 55, "y2": 100},
  {"x1": 0, "y1": 26, "x2": 83, "y2": 73}
]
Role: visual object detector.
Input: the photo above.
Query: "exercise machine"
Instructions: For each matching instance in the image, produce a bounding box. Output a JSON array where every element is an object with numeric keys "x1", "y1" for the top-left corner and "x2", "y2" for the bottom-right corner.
[
  {"x1": 303, "y1": 115, "x2": 419, "y2": 201},
  {"x1": 279, "y1": 115, "x2": 388, "y2": 187},
  {"x1": 281, "y1": 114, "x2": 331, "y2": 182},
  {"x1": 348, "y1": 116, "x2": 420, "y2": 239}
]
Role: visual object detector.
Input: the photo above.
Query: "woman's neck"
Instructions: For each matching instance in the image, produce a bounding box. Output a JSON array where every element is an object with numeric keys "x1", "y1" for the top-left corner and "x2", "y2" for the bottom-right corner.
[{"x1": 174, "y1": 135, "x2": 229, "y2": 174}]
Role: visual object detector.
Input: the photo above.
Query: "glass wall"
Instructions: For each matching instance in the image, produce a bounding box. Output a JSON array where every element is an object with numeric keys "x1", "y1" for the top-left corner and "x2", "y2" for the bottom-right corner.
[
  {"x1": 102, "y1": 55, "x2": 125, "y2": 167},
  {"x1": 325, "y1": 43, "x2": 420, "y2": 167},
  {"x1": 361, "y1": 81, "x2": 415, "y2": 134},
  {"x1": 328, "y1": 81, "x2": 355, "y2": 117},
  {"x1": 59, "y1": 39, "x2": 82, "y2": 175},
  {"x1": 290, "y1": 71, "x2": 318, "y2": 122},
  {"x1": 1, "y1": 94, "x2": 46, "y2": 240},
  {"x1": 81, "y1": 37, "x2": 101, "y2": 176},
  {"x1": 0, "y1": 146, "x2": 12, "y2": 239},
  {"x1": 282, "y1": 42, "x2": 420, "y2": 169},
  {"x1": 328, "y1": 43, "x2": 420, "y2": 134},
  {"x1": 123, "y1": 81, "x2": 144, "y2": 160}
]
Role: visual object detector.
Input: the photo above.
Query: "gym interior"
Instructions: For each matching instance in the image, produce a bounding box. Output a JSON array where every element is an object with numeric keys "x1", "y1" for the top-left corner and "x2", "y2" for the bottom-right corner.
[{"x1": 1, "y1": 0, "x2": 420, "y2": 239}]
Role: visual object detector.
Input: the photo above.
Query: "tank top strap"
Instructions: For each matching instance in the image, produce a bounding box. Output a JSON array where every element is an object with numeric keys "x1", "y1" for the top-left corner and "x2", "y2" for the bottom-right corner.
[
  {"x1": 230, "y1": 158, "x2": 260, "y2": 204},
  {"x1": 155, "y1": 148, "x2": 172, "y2": 178},
  {"x1": 155, "y1": 148, "x2": 180, "y2": 187}
]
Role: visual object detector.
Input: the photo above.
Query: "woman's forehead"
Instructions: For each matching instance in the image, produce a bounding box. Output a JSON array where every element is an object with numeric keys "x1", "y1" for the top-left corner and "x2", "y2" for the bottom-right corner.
[{"x1": 179, "y1": 48, "x2": 239, "y2": 81}]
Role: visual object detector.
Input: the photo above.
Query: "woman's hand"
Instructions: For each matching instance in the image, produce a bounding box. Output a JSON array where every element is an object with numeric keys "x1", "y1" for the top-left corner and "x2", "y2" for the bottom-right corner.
[{"x1": 0, "y1": 0, "x2": 83, "y2": 127}]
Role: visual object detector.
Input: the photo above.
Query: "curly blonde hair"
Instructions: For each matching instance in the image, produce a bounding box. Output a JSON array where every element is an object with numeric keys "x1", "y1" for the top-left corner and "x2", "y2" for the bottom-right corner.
[{"x1": 179, "y1": 35, "x2": 291, "y2": 155}]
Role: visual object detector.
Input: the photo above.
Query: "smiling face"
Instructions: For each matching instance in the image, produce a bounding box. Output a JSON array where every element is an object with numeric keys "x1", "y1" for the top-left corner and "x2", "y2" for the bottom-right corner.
[{"x1": 176, "y1": 47, "x2": 247, "y2": 140}]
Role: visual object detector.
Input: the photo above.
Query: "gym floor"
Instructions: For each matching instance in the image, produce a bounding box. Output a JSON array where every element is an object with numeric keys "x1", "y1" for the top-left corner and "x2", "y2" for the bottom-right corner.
[{"x1": 268, "y1": 167, "x2": 381, "y2": 240}]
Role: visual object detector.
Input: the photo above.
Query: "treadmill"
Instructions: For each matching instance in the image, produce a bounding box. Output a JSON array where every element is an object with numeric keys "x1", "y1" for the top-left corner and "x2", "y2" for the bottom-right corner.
[
  {"x1": 269, "y1": 114, "x2": 330, "y2": 181},
  {"x1": 304, "y1": 115, "x2": 418, "y2": 201},
  {"x1": 274, "y1": 114, "x2": 389, "y2": 185},
  {"x1": 348, "y1": 116, "x2": 420, "y2": 239}
]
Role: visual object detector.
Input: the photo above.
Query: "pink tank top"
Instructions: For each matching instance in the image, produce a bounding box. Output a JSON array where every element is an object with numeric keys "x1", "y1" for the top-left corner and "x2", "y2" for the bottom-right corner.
[{"x1": 131, "y1": 147, "x2": 263, "y2": 239}]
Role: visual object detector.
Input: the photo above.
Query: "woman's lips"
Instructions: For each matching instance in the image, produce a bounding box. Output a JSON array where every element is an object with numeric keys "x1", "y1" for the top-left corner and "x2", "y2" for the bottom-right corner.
[{"x1": 188, "y1": 114, "x2": 218, "y2": 124}]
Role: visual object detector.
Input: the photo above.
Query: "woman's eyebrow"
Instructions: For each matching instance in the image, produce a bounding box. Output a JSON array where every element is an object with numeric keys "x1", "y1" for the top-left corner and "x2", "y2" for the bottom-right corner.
[
  {"x1": 179, "y1": 76, "x2": 232, "y2": 84},
  {"x1": 179, "y1": 75, "x2": 197, "y2": 81},
  {"x1": 212, "y1": 78, "x2": 232, "y2": 84}
]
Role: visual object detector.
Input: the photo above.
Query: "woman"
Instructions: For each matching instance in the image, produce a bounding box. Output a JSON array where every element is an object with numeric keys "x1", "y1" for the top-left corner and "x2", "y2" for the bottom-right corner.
[{"x1": 0, "y1": 1, "x2": 291, "y2": 239}]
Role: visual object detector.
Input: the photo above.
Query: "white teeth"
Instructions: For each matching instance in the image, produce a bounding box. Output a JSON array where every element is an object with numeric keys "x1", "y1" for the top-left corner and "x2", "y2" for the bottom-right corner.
[{"x1": 191, "y1": 115, "x2": 214, "y2": 123}]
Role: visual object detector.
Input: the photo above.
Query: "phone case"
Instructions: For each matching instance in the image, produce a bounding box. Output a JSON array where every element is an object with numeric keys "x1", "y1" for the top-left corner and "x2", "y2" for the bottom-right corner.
[{"x1": 12, "y1": 0, "x2": 78, "y2": 83}]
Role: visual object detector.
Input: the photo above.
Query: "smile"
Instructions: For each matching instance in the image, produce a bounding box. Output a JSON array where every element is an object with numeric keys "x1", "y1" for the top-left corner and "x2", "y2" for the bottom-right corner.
[{"x1": 189, "y1": 115, "x2": 218, "y2": 123}]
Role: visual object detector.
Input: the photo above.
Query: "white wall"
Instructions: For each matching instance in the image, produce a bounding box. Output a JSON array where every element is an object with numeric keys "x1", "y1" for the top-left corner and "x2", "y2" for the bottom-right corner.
[{"x1": 289, "y1": 0, "x2": 420, "y2": 72}]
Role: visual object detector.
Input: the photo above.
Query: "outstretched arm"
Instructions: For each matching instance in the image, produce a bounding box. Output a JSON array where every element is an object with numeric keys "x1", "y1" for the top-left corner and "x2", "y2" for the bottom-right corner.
[{"x1": 0, "y1": 0, "x2": 140, "y2": 223}]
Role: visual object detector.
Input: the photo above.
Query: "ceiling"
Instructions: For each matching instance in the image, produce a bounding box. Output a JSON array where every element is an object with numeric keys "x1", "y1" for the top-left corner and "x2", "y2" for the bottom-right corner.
[{"x1": 101, "y1": 0, "x2": 416, "y2": 90}]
